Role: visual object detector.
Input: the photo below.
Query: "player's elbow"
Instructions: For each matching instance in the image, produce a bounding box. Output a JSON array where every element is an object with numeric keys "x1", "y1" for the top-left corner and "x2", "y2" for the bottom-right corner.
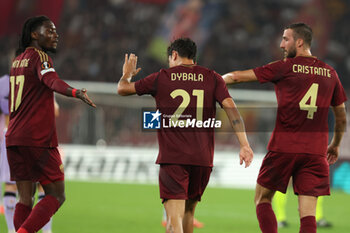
[
  {"x1": 334, "y1": 105, "x2": 347, "y2": 128},
  {"x1": 224, "y1": 72, "x2": 242, "y2": 84},
  {"x1": 335, "y1": 114, "x2": 347, "y2": 128},
  {"x1": 232, "y1": 71, "x2": 246, "y2": 83},
  {"x1": 117, "y1": 81, "x2": 136, "y2": 96},
  {"x1": 117, "y1": 85, "x2": 128, "y2": 96},
  {"x1": 223, "y1": 73, "x2": 238, "y2": 84}
]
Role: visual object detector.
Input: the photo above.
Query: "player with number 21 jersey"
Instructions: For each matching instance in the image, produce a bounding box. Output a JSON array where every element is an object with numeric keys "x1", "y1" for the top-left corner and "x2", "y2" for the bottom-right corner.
[{"x1": 136, "y1": 65, "x2": 229, "y2": 167}]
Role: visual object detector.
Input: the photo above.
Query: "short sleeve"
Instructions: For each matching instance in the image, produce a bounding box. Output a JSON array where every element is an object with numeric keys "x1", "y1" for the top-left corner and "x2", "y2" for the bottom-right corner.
[
  {"x1": 214, "y1": 72, "x2": 231, "y2": 104},
  {"x1": 34, "y1": 51, "x2": 56, "y2": 81},
  {"x1": 135, "y1": 72, "x2": 159, "y2": 96},
  {"x1": 253, "y1": 60, "x2": 285, "y2": 83},
  {"x1": 331, "y1": 72, "x2": 347, "y2": 106}
]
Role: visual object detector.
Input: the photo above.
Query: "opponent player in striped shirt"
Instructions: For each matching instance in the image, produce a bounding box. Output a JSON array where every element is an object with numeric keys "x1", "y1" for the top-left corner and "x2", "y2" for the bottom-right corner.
[
  {"x1": 223, "y1": 23, "x2": 347, "y2": 233},
  {"x1": 6, "y1": 15, "x2": 96, "y2": 233}
]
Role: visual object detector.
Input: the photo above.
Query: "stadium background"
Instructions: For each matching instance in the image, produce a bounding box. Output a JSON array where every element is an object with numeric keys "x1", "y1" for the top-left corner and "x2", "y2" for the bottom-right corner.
[{"x1": 0, "y1": 0, "x2": 350, "y2": 232}]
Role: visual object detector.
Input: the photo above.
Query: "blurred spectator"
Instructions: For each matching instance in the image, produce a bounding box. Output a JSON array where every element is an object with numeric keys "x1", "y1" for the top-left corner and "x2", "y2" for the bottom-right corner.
[{"x1": 0, "y1": 0, "x2": 349, "y2": 89}]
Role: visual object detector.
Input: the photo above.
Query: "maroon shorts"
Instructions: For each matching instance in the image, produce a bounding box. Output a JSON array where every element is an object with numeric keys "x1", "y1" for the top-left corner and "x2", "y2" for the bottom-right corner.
[
  {"x1": 7, "y1": 146, "x2": 64, "y2": 185},
  {"x1": 159, "y1": 164, "x2": 212, "y2": 202},
  {"x1": 257, "y1": 151, "x2": 330, "y2": 196}
]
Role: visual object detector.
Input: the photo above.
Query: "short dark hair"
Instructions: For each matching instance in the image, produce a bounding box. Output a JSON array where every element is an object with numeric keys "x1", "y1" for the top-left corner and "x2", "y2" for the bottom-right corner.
[
  {"x1": 16, "y1": 15, "x2": 50, "y2": 56},
  {"x1": 167, "y1": 38, "x2": 197, "y2": 61},
  {"x1": 285, "y1": 23, "x2": 313, "y2": 47}
]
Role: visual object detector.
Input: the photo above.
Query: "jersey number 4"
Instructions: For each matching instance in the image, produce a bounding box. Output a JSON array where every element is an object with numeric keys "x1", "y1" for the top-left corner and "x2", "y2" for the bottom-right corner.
[
  {"x1": 10, "y1": 75, "x2": 25, "y2": 112},
  {"x1": 299, "y1": 83, "x2": 319, "y2": 119}
]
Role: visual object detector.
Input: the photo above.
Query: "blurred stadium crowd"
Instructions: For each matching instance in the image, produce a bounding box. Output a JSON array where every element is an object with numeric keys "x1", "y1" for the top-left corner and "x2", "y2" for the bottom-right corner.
[
  {"x1": 1, "y1": 0, "x2": 350, "y2": 88},
  {"x1": 0, "y1": 0, "x2": 349, "y2": 154}
]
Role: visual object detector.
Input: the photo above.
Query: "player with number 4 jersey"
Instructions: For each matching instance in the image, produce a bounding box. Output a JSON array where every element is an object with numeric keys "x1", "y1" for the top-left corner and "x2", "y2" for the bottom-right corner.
[
  {"x1": 223, "y1": 23, "x2": 347, "y2": 233},
  {"x1": 253, "y1": 54, "x2": 345, "y2": 155}
]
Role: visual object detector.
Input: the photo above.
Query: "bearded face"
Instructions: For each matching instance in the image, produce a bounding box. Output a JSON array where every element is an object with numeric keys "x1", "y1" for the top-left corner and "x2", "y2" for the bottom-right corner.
[{"x1": 280, "y1": 29, "x2": 297, "y2": 59}]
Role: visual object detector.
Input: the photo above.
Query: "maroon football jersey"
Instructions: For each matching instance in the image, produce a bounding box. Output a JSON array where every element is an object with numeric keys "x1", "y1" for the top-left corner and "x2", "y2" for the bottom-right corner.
[
  {"x1": 6, "y1": 47, "x2": 59, "y2": 147},
  {"x1": 254, "y1": 56, "x2": 347, "y2": 155},
  {"x1": 135, "y1": 65, "x2": 231, "y2": 166}
]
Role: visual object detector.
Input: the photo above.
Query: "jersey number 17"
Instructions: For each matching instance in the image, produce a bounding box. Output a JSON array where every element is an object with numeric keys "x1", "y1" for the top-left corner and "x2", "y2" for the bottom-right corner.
[{"x1": 10, "y1": 75, "x2": 25, "y2": 112}]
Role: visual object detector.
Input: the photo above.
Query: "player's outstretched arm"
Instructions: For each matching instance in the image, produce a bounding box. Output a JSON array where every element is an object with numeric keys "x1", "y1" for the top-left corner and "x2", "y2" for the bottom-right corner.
[
  {"x1": 327, "y1": 103, "x2": 347, "y2": 165},
  {"x1": 117, "y1": 53, "x2": 141, "y2": 96},
  {"x1": 70, "y1": 88, "x2": 96, "y2": 108},
  {"x1": 222, "y1": 97, "x2": 254, "y2": 168},
  {"x1": 41, "y1": 73, "x2": 96, "y2": 108},
  {"x1": 222, "y1": 69, "x2": 258, "y2": 85}
]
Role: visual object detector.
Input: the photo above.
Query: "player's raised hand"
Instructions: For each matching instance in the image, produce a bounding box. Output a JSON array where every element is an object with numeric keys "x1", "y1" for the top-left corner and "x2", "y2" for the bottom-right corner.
[
  {"x1": 123, "y1": 53, "x2": 141, "y2": 79},
  {"x1": 239, "y1": 145, "x2": 254, "y2": 168},
  {"x1": 326, "y1": 144, "x2": 339, "y2": 165},
  {"x1": 76, "y1": 88, "x2": 96, "y2": 108}
]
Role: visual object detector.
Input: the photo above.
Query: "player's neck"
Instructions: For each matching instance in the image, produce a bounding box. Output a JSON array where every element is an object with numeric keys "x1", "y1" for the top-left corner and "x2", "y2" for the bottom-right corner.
[
  {"x1": 296, "y1": 48, "x2": 312, "y2": 57},
  {"x1": 178, "y1": 58, "x2": 195, "y2": 66},
  {"x1": 29, "y1": 42, "x2": 43, "y2": 52}
]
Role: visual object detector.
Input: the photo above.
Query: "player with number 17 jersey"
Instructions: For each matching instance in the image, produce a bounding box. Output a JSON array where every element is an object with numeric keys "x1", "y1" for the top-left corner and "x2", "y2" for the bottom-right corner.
[
  {"x1": 7, "y1": 16, "x2": 96, "y2": 233},
  {"x1": 6, "y1": 47, "x2": 62, "y2": 147},
  {"x1": 253, "y1": 56, "x2": 347, "y2": 156}
]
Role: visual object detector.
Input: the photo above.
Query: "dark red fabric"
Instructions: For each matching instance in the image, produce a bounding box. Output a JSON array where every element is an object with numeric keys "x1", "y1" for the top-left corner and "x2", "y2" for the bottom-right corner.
[
  {"x1": 253, "y1": 56, "x2": 347, "y2": 155},
  {"x1": 42, "y1": 72, "x2": 71, "y2": 96},
  {"x1": 21, "y1": 195, "x2": 60, "y2": 233},
  {"x1": 7, "y1": 146, "x2": 64, "y2": 184},
  {"x1": 159, "y1": 164, "x2": 211, "y2": 201},
  {"x1": 299, "y1": 216, "x2": 316, "y2": 233},
  {"x1": 135, "y1": 65, "x2": 231, "y2": 166},
  {"x1": 14, "y1": 203, "x2": 32, "y2": 231},
  {"x1": 256, "y1": 203, "x2": 277, "y2": 233},
  {"x1": 6, "y1": 48, "x2": 61, "y2": 147},
  {"x1": 257, "y1": 152, "x2": 330, "y2": 196}
]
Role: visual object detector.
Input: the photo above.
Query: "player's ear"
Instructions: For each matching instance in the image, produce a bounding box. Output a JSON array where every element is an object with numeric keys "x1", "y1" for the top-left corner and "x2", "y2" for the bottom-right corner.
[
  {"x1": 31, "y1": 31, "x2": 39, "y2": 40},
  {"x1": 172, "y1": 50, "x2": 178, "y2": 60},
  {"x1": 296, "y1": 38, "x2": 304, "y2": 48}
]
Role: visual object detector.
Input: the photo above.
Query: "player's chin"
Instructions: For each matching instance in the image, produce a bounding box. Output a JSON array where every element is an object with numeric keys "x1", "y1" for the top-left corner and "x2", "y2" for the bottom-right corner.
[{"x1": 46, "y1": 47, "x2": 57, "y2": 54}]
